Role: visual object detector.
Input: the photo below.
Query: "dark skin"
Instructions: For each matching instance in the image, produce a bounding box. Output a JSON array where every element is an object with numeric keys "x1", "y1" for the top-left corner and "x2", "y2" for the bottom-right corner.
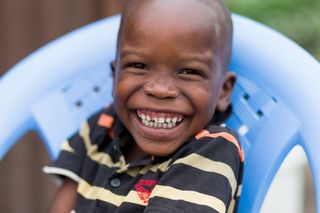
[
  {"x1": 48, "y1": 178, "x2": 77, "y2": 213},
  {"x1": 49, "y1": 0, "x2": 235, "y2": 212},
  {"x1": 112, "y1": 0, "x2": 235, "y2": 159}
]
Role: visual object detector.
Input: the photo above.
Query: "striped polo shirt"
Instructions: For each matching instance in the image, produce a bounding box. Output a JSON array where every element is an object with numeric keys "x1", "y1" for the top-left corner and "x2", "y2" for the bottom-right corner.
[{"x1": 44, "y1": 106, "x2": 244, "y2": 213}]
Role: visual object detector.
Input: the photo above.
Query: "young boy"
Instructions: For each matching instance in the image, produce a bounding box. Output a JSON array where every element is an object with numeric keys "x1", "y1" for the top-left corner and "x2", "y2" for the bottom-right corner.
[{"x1": 44, "y1": 0, "x2": 244, "y2": 212}]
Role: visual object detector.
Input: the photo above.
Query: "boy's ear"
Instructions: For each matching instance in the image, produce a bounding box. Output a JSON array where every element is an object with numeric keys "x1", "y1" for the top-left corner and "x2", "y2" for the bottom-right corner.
[
  {"x1": 110, "y1": 60, "x2": 117, "y2": 96},
  {"x1": 216, "y1": 72, "x2": 236, "y2": 112},
  {"x1": 110, "y1": 60, "x2": 116, "y2": 80}
]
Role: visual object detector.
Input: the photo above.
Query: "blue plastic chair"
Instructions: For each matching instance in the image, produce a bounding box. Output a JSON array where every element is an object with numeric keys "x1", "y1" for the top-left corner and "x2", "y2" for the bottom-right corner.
[{"x1": 0, "y1": 14, "x2": 319, "y2": 212}]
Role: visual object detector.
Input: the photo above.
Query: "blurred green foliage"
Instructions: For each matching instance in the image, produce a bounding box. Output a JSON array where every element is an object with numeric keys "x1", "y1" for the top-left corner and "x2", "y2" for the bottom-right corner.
[{"x1": 225, "y1": 0, "x2": 320, "y2": 60}]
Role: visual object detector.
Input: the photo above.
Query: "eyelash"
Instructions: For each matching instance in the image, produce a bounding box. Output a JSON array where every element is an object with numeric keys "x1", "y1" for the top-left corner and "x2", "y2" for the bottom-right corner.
[
  {"x1": 128, "y1": 63, "x2": 147, "y2": 70},
  {"x1": 179, "y1": 69, "x2": 201, "y2": 75},
  {"x1": 124, "y1": 63, "x2": 206, "y2": 79},
  {"x1": 180, "y1": 68, "x2": 208, "y2": 80}
]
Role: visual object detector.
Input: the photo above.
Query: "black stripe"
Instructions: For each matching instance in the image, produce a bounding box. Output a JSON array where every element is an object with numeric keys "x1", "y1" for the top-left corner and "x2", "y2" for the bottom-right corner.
[
  {"x1": 75, "y1": 193, "x2": 117, "y2": 213},
  {"x1": 147, "y1": 197, "x2": 219, "y2": 213},
  {"x1": 195, "y1": 138, "x2": 241, "y2": 176},
  {"x1": 158, "y1": 163, "x2": 232, "y2": 205}
]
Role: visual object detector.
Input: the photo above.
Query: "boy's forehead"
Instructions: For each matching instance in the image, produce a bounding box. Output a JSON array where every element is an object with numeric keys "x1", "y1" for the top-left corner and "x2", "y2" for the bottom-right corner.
[
  {"x1": 119, "y1": 0, "x2": 231, "y2": 46},
  {"x1": 118, "y1": 0, "x2": 233, "y2": 70},
  {"x1": 123, "y1": 0, "x2": 223, "y2": 28},
  {"x1": 126, "y1": 1, "x2": 216, "y2": 35},
  {"x1": 124, "y1": 0, "x2": 225, "y2": 14}
]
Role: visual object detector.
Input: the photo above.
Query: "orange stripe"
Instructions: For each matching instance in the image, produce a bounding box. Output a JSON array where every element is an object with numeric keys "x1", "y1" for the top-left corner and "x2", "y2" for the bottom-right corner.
[
  {"x1": 195, "y1": 129, "x2": 211, "y2": 140},
  {"x1": 98, "y1": 114, "x2": 114, "y2": 128},
  {"x1": 195, "y1": 130, "x2": 245, "y2": 162}
]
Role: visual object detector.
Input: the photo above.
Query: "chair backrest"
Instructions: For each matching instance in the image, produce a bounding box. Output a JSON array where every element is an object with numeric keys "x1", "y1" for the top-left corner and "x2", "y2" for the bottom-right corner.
[{"x1": 0, "y1": 14, "x2": 319, "y2": 213}]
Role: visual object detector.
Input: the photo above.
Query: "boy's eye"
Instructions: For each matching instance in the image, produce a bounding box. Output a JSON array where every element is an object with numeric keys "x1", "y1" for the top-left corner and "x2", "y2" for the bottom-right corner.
[
  {"x1": 180, "y1": 69, "x2": 200, "y2": 75},
  {"x1": 129, "y1": 63, "x2": 147, "y2": 69},
  {"x1": 123, "y1": 62, "x2": 149, "y2": 75},
  {"x1": 178, "y1": 68, "x2": 207, "y2": 80},
  {"x1": 179, "y1": 69, "x2": 206, "y2": 77}
]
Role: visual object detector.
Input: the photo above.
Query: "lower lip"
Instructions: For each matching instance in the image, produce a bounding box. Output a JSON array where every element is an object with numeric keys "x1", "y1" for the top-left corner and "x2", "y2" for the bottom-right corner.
[{"x1": 131, "y1": 112, "x2": 186, "y2": 141}]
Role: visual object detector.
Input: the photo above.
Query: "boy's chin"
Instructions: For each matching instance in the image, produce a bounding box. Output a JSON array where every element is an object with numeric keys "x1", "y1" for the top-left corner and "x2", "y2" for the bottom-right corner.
[{"x1": 134, "y1": 137, "x2": 184, "y2": 157}]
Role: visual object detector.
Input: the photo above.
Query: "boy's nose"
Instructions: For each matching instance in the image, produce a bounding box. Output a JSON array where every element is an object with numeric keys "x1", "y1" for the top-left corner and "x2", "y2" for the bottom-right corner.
[{"x1": 144, "y1": 76, "x2": 179, "y2": 99}]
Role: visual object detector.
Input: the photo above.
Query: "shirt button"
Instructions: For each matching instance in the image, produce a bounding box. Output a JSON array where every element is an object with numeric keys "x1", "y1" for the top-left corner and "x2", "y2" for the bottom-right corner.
[
  {"x1": 113, "y1": 144, "x2": 117, "y2": 150},
  {"x1": 110, "y1": 178, "x2": 121, "y2": 188}
]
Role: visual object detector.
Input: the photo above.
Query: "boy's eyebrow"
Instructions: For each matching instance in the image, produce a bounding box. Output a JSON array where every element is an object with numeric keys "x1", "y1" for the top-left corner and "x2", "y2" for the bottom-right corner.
[
  {"x1": 120, "y1": 48, "x2": 214, "y2": 66},
  {"x1": 180, "y1": 53, "x2": 214, "y2": 67},
  {"x1": 120, "y1": 49, "x2": 147, "y2": 58}
]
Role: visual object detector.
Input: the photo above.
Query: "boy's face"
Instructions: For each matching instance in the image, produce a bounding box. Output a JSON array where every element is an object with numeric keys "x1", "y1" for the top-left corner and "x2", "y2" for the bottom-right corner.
[{"x1": 112, "y1": 0, "x2": 235, "y2": 156}]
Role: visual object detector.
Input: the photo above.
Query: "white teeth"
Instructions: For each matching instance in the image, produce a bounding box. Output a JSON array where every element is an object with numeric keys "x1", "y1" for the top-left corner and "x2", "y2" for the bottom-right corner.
[
  {"x1": 159, "y1": 118, "x2": 165, "y2": 123},
  {"x1": 137, "y1": 111, "x2": 183, "y2": 129},
  {"x1": 172, "y1": 117, "x2": 177, "y2": 123}
]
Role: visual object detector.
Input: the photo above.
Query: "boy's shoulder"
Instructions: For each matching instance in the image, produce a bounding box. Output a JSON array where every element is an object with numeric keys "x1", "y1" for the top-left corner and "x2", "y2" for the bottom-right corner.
[
  {"x1": 86, "y1": 105, "x2": 116, "y2": 127},
  {"x1": 191, "y1": 123, "x2": 244, "y2": 162},
  {"x1": 205, "y1": 123, "x2": 236, "y2": 135},
  {"x1": 170, "y1": 123, "x2": 244, "y2": 164},
  {"x1": 195, "y1": 122, "x2": 238, "y2": 142},
  {"x1": 82, "y1": 105, "x2": 120, "y2": 146}
]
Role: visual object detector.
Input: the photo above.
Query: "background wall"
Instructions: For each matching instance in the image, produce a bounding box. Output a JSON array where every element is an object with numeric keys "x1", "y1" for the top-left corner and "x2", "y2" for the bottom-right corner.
[{"x1": 0, "y1": 1, "x2": 127, "y2": 212}]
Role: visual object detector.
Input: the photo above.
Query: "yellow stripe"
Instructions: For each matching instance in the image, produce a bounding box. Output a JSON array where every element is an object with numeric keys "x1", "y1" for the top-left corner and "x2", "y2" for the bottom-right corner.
[
  {"x1": 77, "y1": 179, "x2": 146, "y2": 207},
  {"x1": 124, "y1": 190, "x2": 148, "y2": 206},
  {"x1": 80, "y1": 122, "x2": 126, "y2": 169},
  {"x1": 227, "y1": 199, "x2": 235, "y2": 213},
  {"x1": 78, "y1": 179, "x2": 125, "y2": 206},
  {"x1": 120, "y1": 166, "x2": 139, "y2": 176},
  {"x1": 43, "y1": 166, "x2": 80, "y2": 182},
  {"x1": 228, "y1": 185, "x2": 242, "y2": 212},
  {"x1": 123, "y1": 159, "x2": 171, "y2": 177},
  {"x1": 61, "y1": 140, "x2": 75, "y2": 153},
  {"x1": 79, "y1": 122, "x2": 170, "y2": 177},
  {"x1": 141, "y1": 160, "x2": 171, "y2": 174},
  {"x1": 149, "y1": 160, "x2": 170, "y2": 173},
  {"x1": 172, "y1": 153, "x2": 237, "y2": 196},
  {"x1": 236, "y1": 185, "x2": 242, "y2": 197},
  {"x1": 150, "y1": 185, "x2": 226, "y2": 213},
  {"x1": 195, "y1": 130, "x2": 245, "y2": 162}
]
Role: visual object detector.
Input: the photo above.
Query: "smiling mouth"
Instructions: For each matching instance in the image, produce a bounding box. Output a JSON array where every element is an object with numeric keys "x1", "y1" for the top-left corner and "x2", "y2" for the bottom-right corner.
[{"x1": 136, "y1": 109, "x2": 184, "y2": 129}]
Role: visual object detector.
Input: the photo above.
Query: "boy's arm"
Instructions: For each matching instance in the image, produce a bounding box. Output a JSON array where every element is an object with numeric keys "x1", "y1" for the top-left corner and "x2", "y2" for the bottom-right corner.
[
  {"x1": 145, "y1": 131, "x2": 243, "y2": 213},
  {"x1": 49, "y1": 178, "x2": 77, "y2": 213}
]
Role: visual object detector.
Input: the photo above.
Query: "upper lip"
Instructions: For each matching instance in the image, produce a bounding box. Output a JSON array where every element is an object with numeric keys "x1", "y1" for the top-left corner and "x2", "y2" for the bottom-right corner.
[{"x1": 132, "y1": 106, "x2": 187, "y2": 115}]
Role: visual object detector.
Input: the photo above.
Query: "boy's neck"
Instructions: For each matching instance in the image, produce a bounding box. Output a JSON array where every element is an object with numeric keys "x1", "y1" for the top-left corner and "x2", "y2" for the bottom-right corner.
[{"x1": 120, "y1": 135, "x2": 148, "y2": 163}]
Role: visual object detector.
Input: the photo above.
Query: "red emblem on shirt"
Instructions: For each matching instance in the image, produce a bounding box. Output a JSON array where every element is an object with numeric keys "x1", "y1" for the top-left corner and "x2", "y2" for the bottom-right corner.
[{"x1": 135, "y1": 179, "x2": 157, "y2": 204}]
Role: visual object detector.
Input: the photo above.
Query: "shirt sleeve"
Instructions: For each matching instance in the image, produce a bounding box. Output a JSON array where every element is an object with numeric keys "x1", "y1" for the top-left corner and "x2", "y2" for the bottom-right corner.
[
  {"x1": 43, "y1": 123, "x2": 88, "y2": 183},
  {"x1": 144, "y1": 130, "x2": 243, "y2": 213}
]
